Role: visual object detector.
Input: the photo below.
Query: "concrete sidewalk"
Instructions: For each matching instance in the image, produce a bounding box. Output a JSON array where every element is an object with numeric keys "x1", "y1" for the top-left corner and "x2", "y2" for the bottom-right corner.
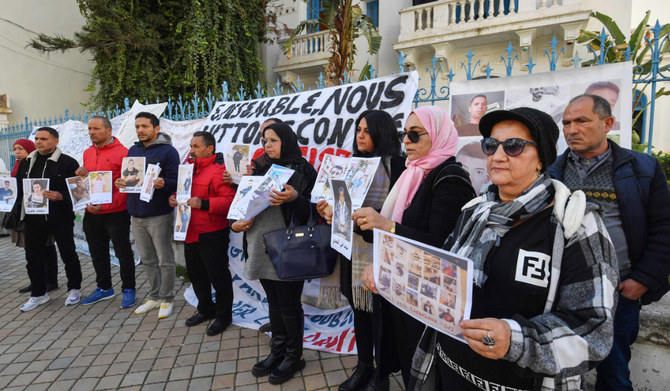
[{"x1": 0, "y1": 236, "x2": 405, "y2": 391}]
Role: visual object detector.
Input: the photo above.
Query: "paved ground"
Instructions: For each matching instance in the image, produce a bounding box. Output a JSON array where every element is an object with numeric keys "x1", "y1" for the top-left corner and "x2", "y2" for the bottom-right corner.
[{"x1": 0, "y1": 235, "x2": 405, "y2": 390}]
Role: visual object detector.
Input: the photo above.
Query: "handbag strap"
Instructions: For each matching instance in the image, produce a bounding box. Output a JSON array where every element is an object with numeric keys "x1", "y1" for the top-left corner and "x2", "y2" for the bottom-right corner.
[{"x1": 286, "y1": 204, "x2": 319, "y2": 232}]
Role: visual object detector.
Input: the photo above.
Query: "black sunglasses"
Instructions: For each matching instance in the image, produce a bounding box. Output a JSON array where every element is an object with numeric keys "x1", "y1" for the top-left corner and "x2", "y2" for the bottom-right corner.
[
  {"x1": 480, "y1": 137, "x2": 537, "y2": 157},
  {"x1": 398, "y1": 130, "x2": 429, "y2": 143}
]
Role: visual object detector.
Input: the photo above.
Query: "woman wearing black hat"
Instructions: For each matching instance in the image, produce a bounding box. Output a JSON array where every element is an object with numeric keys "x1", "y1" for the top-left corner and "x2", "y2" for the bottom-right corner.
[
  {"x1": 231, "y1": 122, "x2": 317, "y2": 385},
  {"x1": 408, "y1": 107, "x2": 619, "y2": 390}
]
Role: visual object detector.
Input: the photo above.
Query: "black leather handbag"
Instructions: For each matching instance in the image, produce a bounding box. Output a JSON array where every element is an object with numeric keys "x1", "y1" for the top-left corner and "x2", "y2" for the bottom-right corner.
[{"x1": 263, "y1": 210, "x2": 338, "y2": 281}]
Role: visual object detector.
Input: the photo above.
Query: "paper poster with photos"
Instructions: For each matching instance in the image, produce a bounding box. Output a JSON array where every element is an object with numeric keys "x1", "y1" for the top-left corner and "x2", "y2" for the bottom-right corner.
[
  {"x1": 330, "y1": 179, "x2": 353, "y2": 259},
  {"x1": 174, "y1": 204, "x2": 191, "y2": 241},
  {"x1": 176, "y1": 164, "x2": 194, "y2": 203},
  {"x1": 66, "y1": 176, "x2": 90, "y2": 211},
  {"x1": 224, "y1": 144, "x2": 251, "y2": 184},
  {"x1": 227, "y1": 165, "x2": 294, "y2": 221},
  {"x1": 140, "y1": 164, "x2": 162, "y2": 203},
  {"x1": 89, "y1": 171, "x2": 113, "y2": 205},
  {"x1": 311, "y1": 154, "x2": 349, "y2": 204},
  {"x1": 120, "y1": 157, "x2": 145, "y2": 193},
  {"x1": 227, "y1": 176, "x2": 264, "y2": 220},
  {"x1": 23, "y1": 178, "x2": 50, "y2": 215},
  {"x1": 266, "y1": 164, "x2": 295, "y2": 190},
  {"x1": 0, "y1": 177, "x2": 18, "y2": 212},
  {"x1": 343, "y1": 157, "x2": 381, "y2": 209},
  {"x1": 373, "y1": 228, "x2": 473, "y2": 342}
]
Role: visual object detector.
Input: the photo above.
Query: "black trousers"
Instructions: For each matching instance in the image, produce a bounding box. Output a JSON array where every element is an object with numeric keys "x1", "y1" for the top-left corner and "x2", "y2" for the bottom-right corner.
[
  {"x1": 340, "y1": 258, "x2": 375, "y2": 365},
  {"x1": 259, "y1": 279, "x2": 304, "y2": 318},
  {"x1": 24, "y1": 245, "x2": 58, "y2": 286},
  {"x1": 25, "y1": 216, "x2": 81, "y2": 297},
  {"x1": 83, "y1": 211, "x2": 135, "y2": 290},
  {"x1": 185, "y1": 229, "x2": 233, "y2": 321}
]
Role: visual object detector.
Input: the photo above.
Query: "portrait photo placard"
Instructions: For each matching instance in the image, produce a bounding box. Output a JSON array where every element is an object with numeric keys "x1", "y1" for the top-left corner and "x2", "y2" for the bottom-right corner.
[
  {"x1": 66, "y1": 176, "x2": 90, "y2": 211},
  {"x1": 0, "y1": 177, "x2": 18, "y2": 212},
  {"x1": 176, "y1": 164, "x2": 194, "y2": 203},
  {"x1": 174, "y1": 204, "x2": 191, "y2": 241},
  {"x1": 224, "y1": 144, "x2": 251, "y2": 184},
  {"x1": 140, "y1": 164, "x2": 162, "y2": 203},
  {"x1": 23, "y1": 178, "x2": 49, "y2": 215},
  {"x1": 89, "y1": 171, "x2": 113, "y2": 205},
  {"x1": 120, "y1": 157, "x2": 145, "y2": 193},
  {"x1": 330, "y1": 179, "x2": 353, "y2": 259}
]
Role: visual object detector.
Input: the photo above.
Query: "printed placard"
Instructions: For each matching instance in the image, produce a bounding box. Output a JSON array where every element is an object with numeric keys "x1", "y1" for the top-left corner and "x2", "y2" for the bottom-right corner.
[
  {"x1": 226, "y1": 164, "x2": 294, "y2": 221},
  {"x1": 373, "y1": 229, "x2": 473, "y2": 342},
  {"x1": 23, "y1": 178, "x2": 49, "y2": 215},
  {"x1": 174, "y1": 204, "x2": 191, "y2": 241},
  {"x1": 311, "y1": 154, "x2": 349, "y2": 204},
  {"x1": 89, "y1": 171, "x2": 113, "y2": 205},
  {"x1": 330, "y1": 179, "x2": 353, "y2": 259},
  {"x1": 0, "y1": 177, "x2": 18, "y2": 212},
  {"x1": 140, "y1": 164, "x2": 162, "y2": 203},
  {"x1": 224, "y1": 144, "x2": 251, "y2": 184},
  {"x1": 176, "y1": 164, "x2": 194, "y2": 203},
  {"x1": 266, "y1": 164, "x2": 295, "y2": 190},
  {"x1": 120, "y1": 157, "x2": 145, "y2": 193},
  {"x1": 66, "y1": 176, "x2": 90, "y2": 211},
  {"x1": 227, "y1": 176, "x2": 263, "y2": 220},
  {"x1": 342, "y1": 157, "x2": 381, "y2": 209}
]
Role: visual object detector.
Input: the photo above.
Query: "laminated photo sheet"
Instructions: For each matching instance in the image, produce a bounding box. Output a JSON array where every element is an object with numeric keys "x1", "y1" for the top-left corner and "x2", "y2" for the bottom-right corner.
[
  {"x1": 66, "y1": 176, "x2": 90, "y2": 211},
  {"x1": 120, "y1": 157, "x2": 145, "y2": 193},
  {"x1": 0, "y1": 177, "x2": 17, "y2": 212},
  {"x1": 140, "y1": 164, "x2": 162, "y2": 203},
  {"x1": 266, "y1": 164, "x2": 295, "y2": 190},
  {"x1": 227, "y1": 176, "x2": 264, "y2": 220},
  {"x1": 242, "y1": 174, "x2": 282, "y2": 220},
  {"x1": 343, "y1": 157, "x2": 381, "y2": 209},
  {"x1": 176, "y1": 164, "x2": 194, "y2": 203},
  {"x1": 311, "y1": 154, "x2": 349, "y2": 204},
  {"x1": 23, "y1": 178, "x2": 49, "y2": 215},
  {"x1": 174, "y1": 204, "x2": 191, "y2": 241},
  {"x1": 330, "y1": 179, "x2": 353, "y2": 259},
  {"x1": 89, "y1": 171, "x2": 113, "y2": 205},
  {"x1": 224, "y1": 144, "x2": 251, "y2": 184},
  {"x1": 372, "y1": 228, "x2": 473, "y2": 342}
]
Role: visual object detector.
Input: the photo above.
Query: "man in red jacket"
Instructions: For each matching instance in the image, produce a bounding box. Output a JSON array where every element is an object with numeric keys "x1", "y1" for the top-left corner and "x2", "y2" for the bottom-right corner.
[
  {"x1": 75, "y1": 116, "x2": 136, "y2": 308},
  {"x1": 169, "y1": 131, "x2": 236, "y2": 336}
]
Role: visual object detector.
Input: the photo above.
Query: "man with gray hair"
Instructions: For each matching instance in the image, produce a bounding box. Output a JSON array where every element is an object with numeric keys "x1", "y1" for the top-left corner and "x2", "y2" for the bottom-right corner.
[{"x1": 549, "y1": 94, "x2": 670, "y2": 390}]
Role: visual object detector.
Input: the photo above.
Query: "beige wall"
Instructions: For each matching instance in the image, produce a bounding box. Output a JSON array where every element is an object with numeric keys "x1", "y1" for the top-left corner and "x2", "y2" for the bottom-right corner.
[{"x1": 0, "y1": 0, "x2": 92, "y2": 126}]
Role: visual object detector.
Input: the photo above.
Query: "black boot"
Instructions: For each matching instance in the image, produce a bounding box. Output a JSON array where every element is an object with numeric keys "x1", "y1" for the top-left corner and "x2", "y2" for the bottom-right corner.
[
  {"x1": 268, "y1": 313, "x2": 306, "y2": 384},
  {"x1": 18, "y1": 284, "x2": 32, "y2": 294},
  {"x1": 339, "y1": 362, "x2": 374, "y2": 391},
  {"x1": 363, "y1": 373, "x2": 389, "y2": 391},
  {"x1": 258, "y1": 322, "x2": 271, "y2": 333},
  {"x1": 252, "y1": 309, "x2": 286, "y2": 377}
]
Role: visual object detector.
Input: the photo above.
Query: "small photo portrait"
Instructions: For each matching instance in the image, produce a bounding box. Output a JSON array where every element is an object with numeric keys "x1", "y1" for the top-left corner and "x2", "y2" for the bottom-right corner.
[
  {"x1": 424, "y1": 253, "x2": 441, "y2": 270},
  {"x1": 121, "y1": 156, "x2": 145, "y2": 192},
  {"x1": 331, "y1": 180, "x2": 352, "y2": 243},
  {"x1": 379, "y1": 270, "x2": 391, "y2": 290},
  {"x1": 393, "y1": 280, "x2": 405, "y2": 298},
  {"x1": 409, "y1": 260, "x2": 422, "y2": 277},
  {"x1": 89, "y1": 171, "x2": 113, "y2": 205},
  {"x1": 23, "y1": 178, "x2": 49, "y2": 214},
  {"x1": 450, "y1": 91, "x2": 505, "y2": 137},
  {"x1": 505, "y1": 85, "x2": 570, "y2": 124},
  {"x1": 224, "y1": 144, "x2": 251, "y2": 181},
  {"x1": 420, "y1": 281, "x2": 438, "y2": 300},
  {"x1": 441, "y1": 260, "x2": 458, "y2": 278},
  {"x1": 174, "y1": 204, "x2": 192, "y2": 241},
  {"x1": 0, "y1": 177, "x2": 18, "y2": 212},
  {"x1": 66, "y1": 176, "x2": 90, "y2": 211},
  {"x1": 407, "y1": 273, "x2": 420, "y2": 291},
  {"x1": 421, "y1": 297, "x2": 435, "y2": 316},
  {"x1": 176, "y1": 164, "x2": 194, "y2": 203},
  {"x1": 423, "y1": 267, "x2": 440, "y2": 285},
  {"x1": 582, "y1": 80, "x2": 621, "y2": 130},
  {"x1": 442, "y1": 275, "x2": 457, "y2": 294},
  {"x1": 457, "y1": 141, "x2": 489, "y2": 196},
  {"x1": 393, "y1": 261, "x2": 405, "y2": 278},
  {"x1": 440, "y1": 290, "x2": 457, "y2": 309},
  {"x1": 406, "y1": 289, "x2": 419, "y2": 307},
  {"x1": 382, "y1": 234, "x2": 394, "y2": 249},
  {"x1": 439, "y1": 306, "x2": 456, "y2": 324},
  {"x1": 383, "y1": 249, "x2": 393, "y2": 265}
]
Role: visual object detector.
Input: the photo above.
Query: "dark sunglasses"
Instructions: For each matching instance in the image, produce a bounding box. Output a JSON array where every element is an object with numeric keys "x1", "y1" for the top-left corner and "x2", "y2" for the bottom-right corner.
[
  {"x1": 480, "y1": 137, "x2": 537, "y2": 157},
  {"x1": 398, "y1": 130, "x2": 429, "y2": 143}
]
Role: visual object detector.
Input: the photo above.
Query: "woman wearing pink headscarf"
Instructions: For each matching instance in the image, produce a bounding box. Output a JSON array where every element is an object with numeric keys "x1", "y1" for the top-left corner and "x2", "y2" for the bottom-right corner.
[{"x1": 352, "y1": 106, "x2": 476, "y2": 387}]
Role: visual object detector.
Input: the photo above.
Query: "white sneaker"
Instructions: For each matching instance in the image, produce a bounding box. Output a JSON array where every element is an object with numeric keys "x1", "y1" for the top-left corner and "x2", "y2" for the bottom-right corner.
[
  {"x1": 65, "y1": 289, "x2": 81, "y2": 306},
  {"x1": 20, "y1": 294, "x2": 50, "y2": 312},
  {"x1": 158, "y1": 301, "x2": 173, "y2": 319},
  {"x1": 134, "y1": 299, "x2": 161, "y2": 315}
]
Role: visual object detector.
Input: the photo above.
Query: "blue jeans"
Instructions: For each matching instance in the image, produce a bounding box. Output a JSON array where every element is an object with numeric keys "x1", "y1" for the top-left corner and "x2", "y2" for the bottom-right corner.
[{"x1": 595, "y1": 288, "x2": 640, "y2": 391}]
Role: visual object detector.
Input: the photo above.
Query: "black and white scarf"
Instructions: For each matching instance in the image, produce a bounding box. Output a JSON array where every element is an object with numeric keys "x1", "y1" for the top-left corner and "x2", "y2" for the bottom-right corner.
[{"x1": 448, "y1": 174, "x2": 555, "y2": 287}]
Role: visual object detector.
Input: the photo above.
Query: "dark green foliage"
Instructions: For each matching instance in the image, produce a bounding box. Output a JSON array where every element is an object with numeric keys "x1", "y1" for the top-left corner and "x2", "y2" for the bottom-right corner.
[{"x1": 28, "y1": 0, "x2": 268, "y2": 109}]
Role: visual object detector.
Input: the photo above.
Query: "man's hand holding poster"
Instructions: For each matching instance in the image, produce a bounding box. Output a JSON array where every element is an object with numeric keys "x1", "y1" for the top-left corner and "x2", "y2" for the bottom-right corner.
[{"x1": 373, "y1": 228, "x2": 473, "y2": 342}]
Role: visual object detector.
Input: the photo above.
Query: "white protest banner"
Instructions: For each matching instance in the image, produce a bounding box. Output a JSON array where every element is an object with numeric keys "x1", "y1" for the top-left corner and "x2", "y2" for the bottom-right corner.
[
  {"x1": 373, "y1": 229, "x2": 473, "y2": 342},
  {"x1": 0, "y1": 177, "x2": 17, "y2": 212},
  {"x1": 184, "y1": 231, "x2": 356, "y2": 355},
  {"x1": 201, "y1": 72, "x2": 419, "y2": 169},
  {"x1": 450, "y1": 62, "x2": 633, "y2": 153}
]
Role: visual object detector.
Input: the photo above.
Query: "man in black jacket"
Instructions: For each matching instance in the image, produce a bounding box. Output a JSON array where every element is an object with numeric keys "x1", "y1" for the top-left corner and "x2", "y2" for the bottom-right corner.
[{"x1": 16, "y1": 127, "x2": 83, "y2": 312}]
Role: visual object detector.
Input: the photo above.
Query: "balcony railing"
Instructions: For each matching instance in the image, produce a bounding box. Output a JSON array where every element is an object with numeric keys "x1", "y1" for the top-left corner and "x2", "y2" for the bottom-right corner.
[{"x1": 284, "y1": 30, "x2": 332, "y2": 59}]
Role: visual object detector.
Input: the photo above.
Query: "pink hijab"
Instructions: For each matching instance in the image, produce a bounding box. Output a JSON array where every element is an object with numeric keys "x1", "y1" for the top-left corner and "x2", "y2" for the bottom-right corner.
[{"x1": 381, "y1": 106, "x2": 459, "y2": 222}]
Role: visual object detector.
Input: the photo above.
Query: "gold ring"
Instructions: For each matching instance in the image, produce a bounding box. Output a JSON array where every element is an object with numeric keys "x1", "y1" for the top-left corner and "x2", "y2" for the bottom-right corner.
[{"x1": 363, "y1": 217, "x2": 367, "y2": 224}]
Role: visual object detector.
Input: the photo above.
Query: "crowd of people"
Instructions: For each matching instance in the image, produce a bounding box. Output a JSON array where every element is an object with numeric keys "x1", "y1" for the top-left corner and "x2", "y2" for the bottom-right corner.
[{"x1": 5, "y1": 93, "x2": 669, "y2": 390}]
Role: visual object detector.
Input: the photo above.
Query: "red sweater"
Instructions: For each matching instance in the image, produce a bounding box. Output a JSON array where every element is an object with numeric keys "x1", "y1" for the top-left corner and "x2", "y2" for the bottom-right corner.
[
  {"x1": 185, "y1": 153, "x2": 235, "y2": 243},
  {"x1": 82, "y1": 138, "x2": 128, "y2": 214}
]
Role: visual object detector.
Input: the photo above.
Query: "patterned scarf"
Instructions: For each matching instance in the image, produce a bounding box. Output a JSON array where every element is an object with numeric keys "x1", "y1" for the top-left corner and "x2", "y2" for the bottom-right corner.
[{"x1": 448, "y1": 174, "x2": 555, "y2": 287}]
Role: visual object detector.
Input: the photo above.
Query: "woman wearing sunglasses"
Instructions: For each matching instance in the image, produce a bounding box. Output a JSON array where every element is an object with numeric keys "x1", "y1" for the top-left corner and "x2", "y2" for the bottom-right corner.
[
  {"x1": 317, "y1": 110, "x2": 405, "y2": 391},
  {"x1": 353, "y1": 106, "x2": 476, "y2": 387},
  {"x1": 231, "y1": 122, "x2": 317, "y2": 385},
  {"x1": 408, "y1": 107, "x2": 618, "y2": 390}
]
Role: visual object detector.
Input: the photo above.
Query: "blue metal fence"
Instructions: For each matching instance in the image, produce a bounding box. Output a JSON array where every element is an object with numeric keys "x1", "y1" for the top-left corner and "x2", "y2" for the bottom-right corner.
[{"x1": 2, "y1": 24, "x2": 669, "y2": 167}]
